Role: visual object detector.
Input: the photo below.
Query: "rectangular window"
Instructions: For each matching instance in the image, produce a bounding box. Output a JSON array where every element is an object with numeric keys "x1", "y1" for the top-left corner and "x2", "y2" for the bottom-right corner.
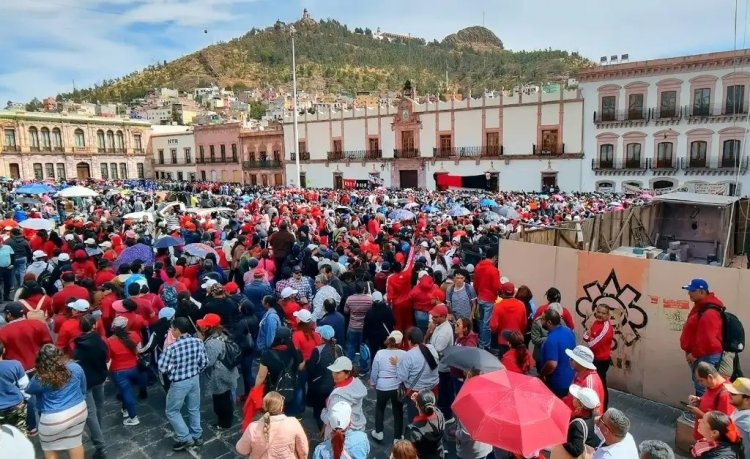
[
  {"x1": 333, "y1": 139, "x2": 342, "y2": 153},
  {"x1": 402, "y1": 130, "x2": 415, "y2": 151},
  {"x1": 134, "y1": 134, "x2": 142, "y2": 151},
  {"x1": 693, "y1": 88, "x2": 711, "y2": 116},
  {"x1": 201, "y1": 170, "x2": 207, "y2": 181},
  {"x1": 486, "y1": 132, "x2": 500, "y2": 156},
  {"x1": 298, "y1": 141, "x2": 307, "y2": 153},
  {"x1": 177, "y1": 172, "x2": 184, "y2": 181},
  {"x1": 56, "y1": 163, "x2": 66, "y2": 179},
  {"x1": 170, "y1": 148, "x2": 177, "y2": 164},
  {"x1": 184, "y1": 147, "x2": 192, "y2": 163},
  {"x1": 660, "y1": 91, "x2": 677, "y2": 117},
  {"x1": 656, "y1": 142, "x2": 673, "y2": 168},
  {"x1": 601, "y1": 96, "x2": 616, "y2": 121},
  {"x1": 45, "y1": 163, "x2": 55, "y2": 178},
  {"x1": 690, "y1": 141, "x2": 707, "y2": 167},
  {"x1": 599, "y1": 144, "x2": 614, "y2": 168},
  {"x1": 101, "y1": 164, "x2": 109, "y2": 179},
  {"x1": 120, "y1": 163, "x2": 127, "y2": 179},
  {"x1": 628, "y1": 94, "x2": 644, "y2": 120},
  {"x1": 726, "y1": 85, "x2": 746, "y2": 114},
  {"x1": 199, "y1": 145, "x2": 205, "y2": 162},
  {"x1": 723, "y1": 139, "x2": 741, "y2": 167},
  {"x1": 625, "y1": 143, "x2": 642, "y2": 168},
  {"x1": 250, "y1": 174, "x2": 257, "y2": 186},
  {"x1": 231, "y1": 144, "x2": 238, "y2": 161},
  {"x1": 110, "y1": 163, "x2": 118, "y2": 180},
  {"x1": 209, "y1": 145, "x2": 215, "y2": 162},
  {"x1": 137, "y1": 163, "x2": 144, "y2": 179},
  {"x1": 368, "y1": 137, "x2": 380, "y2": 153},
  {"x1": 439, "y1": 134, "x2": 452, "y2": 153},
  {"x1": 220, "y1": 144, "x2": 226, "y2": 162},
  {"x1": 158, "y1": 149, "x2": 164, "y2": 164},
  {"x1": 4, "y1": 129, "x2": 16, "y2": 147},
  {"x1": 33, "y1": 163, "x2": 43, "y2": 180}
]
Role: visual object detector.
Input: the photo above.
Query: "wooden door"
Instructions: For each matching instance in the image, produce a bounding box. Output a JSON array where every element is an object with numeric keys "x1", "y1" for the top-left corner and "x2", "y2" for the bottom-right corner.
[
  {"x1": 333, "y1": 174, "x2": 343, "y2": 190},
  {"x1": 399, "y1": 170, "x2": 418, "y2": 188},
  {"x1": 76, "y1": 162, "x2": 91, "y2": 179}
]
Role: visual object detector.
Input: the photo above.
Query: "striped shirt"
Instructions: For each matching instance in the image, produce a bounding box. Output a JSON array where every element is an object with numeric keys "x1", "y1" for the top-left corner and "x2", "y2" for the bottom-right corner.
[{"x1": 344, "y1": 294, "x2": 373, "y2": 330}]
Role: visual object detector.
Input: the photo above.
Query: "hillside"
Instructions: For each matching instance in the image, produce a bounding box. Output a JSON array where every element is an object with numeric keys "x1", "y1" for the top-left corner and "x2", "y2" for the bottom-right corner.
[{"x1": 58, "y1": 16, "x2": 592, "y2": 103}]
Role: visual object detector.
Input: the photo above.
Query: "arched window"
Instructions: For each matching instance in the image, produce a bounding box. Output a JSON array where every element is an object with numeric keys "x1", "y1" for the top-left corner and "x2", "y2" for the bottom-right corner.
[
  {"x1": 97, "y1": 130, "x2": 105, "y2": 150},
  {"x1": 106, "y1": 130, "x2": 114, "y2": 149},
  {"x1": 40, "y1": 128, "x2": 50, "y2": 149},
  {"x1": 690, "y1": 141, "x2": 707, "y2": 167},
  {"x1": 28, "y1": 127, "x2": 40, "y2": 149},
  {"x1": 722, "y1": 139, "x2": 741, "y2": 167},
  {"x1": 598, "y1": 144, "x2": 614, "y2": 168},
  {"x1": 74, "y1": 129, "x2": 85, "y2": 147},
  {"x1": 115, "y1": 131, "x2": 124, "y2": 151},
  {"x1": 52, "y1": 128, "x2": 62, "y2": 148},
  {"x1": 656, "y1": 142, "x2": 674, "y2": 168}
]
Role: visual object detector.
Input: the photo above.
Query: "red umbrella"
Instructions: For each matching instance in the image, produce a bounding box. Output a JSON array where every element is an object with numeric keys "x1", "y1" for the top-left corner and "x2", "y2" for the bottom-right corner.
[{"x1": 452, "y1": 370, "x2": 571, "y2": 457}]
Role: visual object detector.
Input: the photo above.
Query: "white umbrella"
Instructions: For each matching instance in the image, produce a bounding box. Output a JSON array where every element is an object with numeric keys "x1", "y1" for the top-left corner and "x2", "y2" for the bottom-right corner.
[
  {"x1": 19, "y1": 218, "x2": 54, "y2": 231},
  {"x1": 123, "y1": 212, "x2": 154, "y2": 222},
  {"x1": 58, "y1": 185, "x2": 98, "y2": 198}
]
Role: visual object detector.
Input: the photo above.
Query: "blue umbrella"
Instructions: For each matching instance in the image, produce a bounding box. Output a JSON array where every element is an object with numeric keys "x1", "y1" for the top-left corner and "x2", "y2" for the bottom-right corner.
[
  {"x1": 15, "y1": 184, "x2": 55, "y2": 195},
  {"x1": 388, "y1": 209, "x2": 416, "y2": 221},
  {"x1": 422, "y1": 205, "x2": 439, "y2": 213},
  {"x1": 154, "y1": 236, "x2": 184, "y2": 249},
  {"x1": 448, "y1": 206, "x2": 471, "y2": 217},
  {"x1": 480, "y1": 198, "x2": 498, "y2": 207},
  {"x1": 114, "y1": 243, "x2": 155, "y2": 271}
]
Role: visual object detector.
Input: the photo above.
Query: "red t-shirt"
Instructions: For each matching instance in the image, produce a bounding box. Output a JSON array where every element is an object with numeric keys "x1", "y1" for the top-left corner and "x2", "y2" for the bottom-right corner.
[
  {"x1": 501, "y1": 348, "x2": 534, "y2": 375},
  {"x1": 72, "y1": 260, "x2": 96, "y2": 282},
  {"x1": 107, "y1": 331, "x2": 141, "y2": 372},
  {"x1": 0, "y1": 318, "x2": 53, "y2": 370},
  {"x1": 292, "y1": 330, "x2": 322, "y2": 361},
  {"x1": 94, "y1": 269, "x2": 116, "y2": 289},
  {"x1": 490, "y1": 298, "x2": 528, "y2": 345},
  {"x1": 52, "y1": 285, "x2": 90, "y2": 315},
  {"x1": 282, "y1": 301, "x2": 302, "y2": 330},
  {"x1": 694, "y1": 379, "x2": 735, "y2": 440},
  {"x1": 534, "y1": 303, "x2": 576, "y2": 330},
  {"x1": 19, "y1": 294, "x2": 53, "y2": 319},
  {"x1": 136, "y1": 293, "x2": 165, "y2": 325},
  {"x1": 116, "y1": 311, "x2": 147, "y2": 335},
  {"x1": 563, "y1": 369, "x2": 606, "y2": 415},
  {"x1": 56, "y1": 315, "x2": 105, "y2": 355},
  {"x1": 99, "y1": 292, "x2": 118, "y2": 331}
]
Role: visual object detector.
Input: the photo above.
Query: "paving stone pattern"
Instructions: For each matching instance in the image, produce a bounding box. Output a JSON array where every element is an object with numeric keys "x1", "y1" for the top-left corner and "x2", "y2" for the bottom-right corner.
[{"x1": 26, "y1": 381, "x2": 687, "y2": 459}]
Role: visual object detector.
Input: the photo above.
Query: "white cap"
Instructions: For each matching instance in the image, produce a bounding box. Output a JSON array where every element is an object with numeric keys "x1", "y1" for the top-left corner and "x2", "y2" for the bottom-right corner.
[
  {"x1": 307, "y1": 244, "x2": 319, "y2": 251},
  {"x1": 281, "y1": 287, "x2": 298, "y2": 299},
  {"x1": 33, "y1": 250, "x2": 47, "y2": 259},
  {"x1": 500, "y1": 276, "x2": 510, "y2": 284},
  {"x1": 388, "y1": 330, "x2": 404, "y2": 344},
  {"x1": 201, "y1": 278, "x2": 219, "y2": 289},
  {"x1": 58, "y1": 253, "x2": 70, "y2": 262},
  {"x1": 69, "y1": 299, "x2": 90, "y2": 312},
  {"x1": 565, "y1": 345, "x2": 597, "y2": 370},
  {"x1": 327, "y1": 401, "x2": 352, "y2": 431},
  {"x1": 569, "y1": 384, "x2": 601, "y2": 410},
  {"x1": 64, "y1": 233, "x2": 75, "y2": 241},
  {"x1": 466, "y1": 263, "x2": 475, "y2": 273},
  {"x1": 99, "y1": 241, "x2": 112, "y2": 248},
  {"x1": 371, "y1": 291, "x2": 384, "y2": 302},
  {"x1": 84, "y1": 238, "x2": 96, "y2": 245},
  {"x1": 293, "y1": 309, "x2": 313, "y2": 323},
  {"x1": 327, "y1": 356, "x2": 353, "y2": 373},
  {"x1": 420, "y1": 241, "x2": 429, "y2": 248}
]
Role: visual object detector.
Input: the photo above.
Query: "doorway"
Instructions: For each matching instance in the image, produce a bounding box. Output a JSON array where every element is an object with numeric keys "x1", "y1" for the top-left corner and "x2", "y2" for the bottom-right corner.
[
  {"x1": 399, "y1": 170, "x2": 418, "y2": 188},
  {"x1": 299, "y1": 172, "x2": 306, "y2": 188},
  {"x1": 540, "y1": 172, "x2": 557, "y2": 192},
  {"x1": 333, "y1": 174, "x2": 343, "y2": 190},
  {"x1": 274, "y1": 173, "x2": 283, "y2": 186},
  {"x1": 8, "y1": 164, "x2": 19, "y2": 179},
  {"x1": 76, "y1": 162, "x2": 91, "y2": 179}
]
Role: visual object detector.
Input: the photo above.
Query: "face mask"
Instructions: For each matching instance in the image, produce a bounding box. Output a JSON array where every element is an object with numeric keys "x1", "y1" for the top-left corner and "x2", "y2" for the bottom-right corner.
[{"x1": 594, "y1": 425, "x2": 606, "y2": 443}]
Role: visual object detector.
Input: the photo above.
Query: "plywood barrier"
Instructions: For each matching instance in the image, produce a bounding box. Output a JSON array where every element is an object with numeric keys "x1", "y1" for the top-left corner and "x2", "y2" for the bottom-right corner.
[{"x1": 499, "y1": 239, "x2": 750, "y2": 407}]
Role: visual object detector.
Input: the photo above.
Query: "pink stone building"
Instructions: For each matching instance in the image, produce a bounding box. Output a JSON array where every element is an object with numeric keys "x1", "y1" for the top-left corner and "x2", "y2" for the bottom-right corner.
[{"x1": 194, "y1": 122, "x2": 242, "y2": 183}]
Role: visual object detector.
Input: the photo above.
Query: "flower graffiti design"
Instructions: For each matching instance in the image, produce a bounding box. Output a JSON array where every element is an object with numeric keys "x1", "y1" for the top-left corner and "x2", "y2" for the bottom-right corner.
[{"x1": 575, "y1": 269, "x2": 648, "y2": 351}]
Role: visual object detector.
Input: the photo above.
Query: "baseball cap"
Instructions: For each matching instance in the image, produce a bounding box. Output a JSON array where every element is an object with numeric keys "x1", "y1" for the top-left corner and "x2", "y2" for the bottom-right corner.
[
  {"x1": 327, "y1": 401, "x2": 352, "y2": 431},
  {"x1": 569, "y1": 384, "x2": 601, "y2": 410},
  {"x1": 74, "y1": 249, "x2": 87, "y2": 259},
  {"x1": 65, "y1": 233, "x2": 75, "y2": 241},
  {"x1": 196, "y1": 313, "x2": 221, "y2": 329},
  {"x1": 224, "y1": 282, "x2": 239, "y2": 294},
  {"x1": 201, "y1": 278, "x2": 219, "y2": 290},
  {"x1": 281, "y1": 287, "x2": 298, "y2": 299},
  {"x1": 293, "y1": 309, "x2": 313, "y2": 323},
  {"x1": 381, "y1": 261, "x2": 391, "y2": 271},
  {"x1": 430, "y1": 303, "x2": 449, "y2": 317},
  {"x1": 112, "y1": 316, "x2": 128, "y2": 329},
  {"x1": 58, "y1": 253, "x2": 70, "y2": 262},
  {"x1": 387, "y1": 330, "x2": 404, "y2": 344},
  {"x1": 2, "y1": 302, "x2": 24, "y2": 318},
  {"x1": 69, "y1": 299, "x2": 90, "y2": 312},
  {"x1": 501, "y1": 282, "x2": 515, "y2": 297},
  {"x1": 33, "y1": 250, "x2": 47, "y2": 259},
  {"x1": 112, "y1": 300, "x2": 127, "y2": 313},
  {"x1": 316, "y1": 325, "x2": 335, "y2": 340},
  {"x1": 371, "y1": 291, "x2": 384, "y2": 302},
  {"x1": 158, "y1": 307, "x2": 176, "y2": 320},
  {"x1": 84, "y1": 238, "x2": 96, "y2": 245},
  {"x1": 327, "y1": 356, "x2": 353, "y2": 373},
  {"x1": 683, "y1": 278, "x2": 709, "y2": 292},
  {"x1": 565, "y1": 345, "x2": 597, "y2": 370},
  {"x1": 724, "y1": 377, "x2": 750, "y2": 396},
  {"x1": 99, "y1": 241, "x2": 112, "y2": 248}
]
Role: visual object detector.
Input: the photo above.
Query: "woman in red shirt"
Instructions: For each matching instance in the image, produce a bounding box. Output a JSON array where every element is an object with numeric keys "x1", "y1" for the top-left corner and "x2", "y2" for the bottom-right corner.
[
  {"x1": 107, "y1": 316, "x2": 146, "y2": 426},
  {"x1": 112, "y1": 299, "x2": 147, "y2": 338},
  {"x1": 292, "y1": 310, "x2": 322, "y2": 361},
  {"x1": 72, "y1": 250, "x2": 96, "y2": 282},
  {"x1": 501, "y1": 331, "x2": 534, "y2": 375},
  {"x1": 533, "y1": 287, "x2": 576, "y2": 330},
  {"x1": 17, "y1": 281, "x2": 53, "y2": 319}
]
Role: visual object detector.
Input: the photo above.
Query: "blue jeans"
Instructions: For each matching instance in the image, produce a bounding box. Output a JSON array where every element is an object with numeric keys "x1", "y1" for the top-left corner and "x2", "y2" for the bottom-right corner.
[
  {"x1": 347, "y1": 329, "x2": 364, "y2": 363},
  {"x1": 112, "y1": 367, "x2": 146, "y2": 418},
  {"x1": 165, "y1": 375, "x2": 202, "y2": 443},
  {"x1": 478, "y1": 300, "x2": 495, "y2": 349},
  {"x1": 415, "y1": 311, "x2": 430, "y2": 335},
  {"x1": 240, "y1": 351, "x2": 255, "y2": 396},
  {"x1": 286, "y1": 369, "x2": 306, "y2": 416},
  {"x1": 691, "y1": 353, "x2": 723, "y2": 396},
  {"x1": 13, "y1": 258, "x2": 26, "y2": 289}
]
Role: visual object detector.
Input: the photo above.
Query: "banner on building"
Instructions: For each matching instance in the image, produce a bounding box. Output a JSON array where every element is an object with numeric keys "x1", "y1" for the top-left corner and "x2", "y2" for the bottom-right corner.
[
  {"x1": 435, "y1": 173, "x2": 490, "y2": 191},
  {"x1": 342, "y1": 179, "x2": 371, "y2": 190},
  {"x1": 622, "y1": 183, "x2": 688, "y2": 196},
  {"x1": 694, "y1": 183, "x2": 730, "y2": 195}
]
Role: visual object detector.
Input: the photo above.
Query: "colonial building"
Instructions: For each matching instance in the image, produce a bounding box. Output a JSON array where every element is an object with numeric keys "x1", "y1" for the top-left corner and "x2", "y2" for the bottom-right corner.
[
  {"x1": 0, "y1": 111, "x2": 151, "y2": 180},
  {"x1": 194, "y1": 122, "x2": 242, "y2": 183},
  {"x1": 239, "y1": 124, "x2": 285, "y2": 186},
  {"x1": 578, "y1": 49, "x2": 750, "y2": 195},
  {"x1": 150, "y1": 126, "x2": 197, "y2": 181},
  {"x1": 281, "y1": 88, "x2": 585, "y2": 190}
]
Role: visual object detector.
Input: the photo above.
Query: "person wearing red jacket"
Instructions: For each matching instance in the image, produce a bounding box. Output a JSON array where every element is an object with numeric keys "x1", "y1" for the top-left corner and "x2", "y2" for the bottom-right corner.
[
  {"x1": 409, "y1": 274, "x2": 440, "y2": 333},
  {"x1": 473, "y1": 250, "x2": 501, "y2": 350},
  {"x1": 583, "y1": 304, "x2": 614, "y2": 408},
  {"x1": 490, "y1": 282, "x2": 528, "y2": 356},
  {"x1": 51, "y1": 272, "x2": 90, "y2": 316},
  {"x1": 680, "y1": 278, "x2": 726, "y2": 396},
  {"x1": 534, "y1": 287, "x2": 576, "y2": 330},
  {"x1": 71, "y1": 250, "x2": 96, "y2": 282},
  {"x1": 387, "y1": 262, "x2": 413, "y2": 333},
  {"x1": 56, "y1": 299, "x2": 105, "y2": 355}
]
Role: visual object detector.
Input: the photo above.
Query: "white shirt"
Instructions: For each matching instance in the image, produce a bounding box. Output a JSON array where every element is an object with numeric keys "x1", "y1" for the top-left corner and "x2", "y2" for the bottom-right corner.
[
  {"x1": 429, "y1": 320, "x2": 454, "y2": 373},
  {"x1": 592, "y1": 433, "x2": 639, "y2": 459}
]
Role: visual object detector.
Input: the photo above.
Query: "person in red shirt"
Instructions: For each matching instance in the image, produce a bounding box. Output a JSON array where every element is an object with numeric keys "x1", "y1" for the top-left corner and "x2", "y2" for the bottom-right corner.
[
  {"x1": 387, "y1": 262, "x2": 414, "y2": 332},
  {"x1": 473, "y1": 250, "x2": 501, "y2": 350},
  {"x1": 108, "y1": 316, "x2": 146, "y2": 425},
  {"x1": 93, "y1": 259, "x2": 116, "y2": 289},
  {"x1": 99, "y1": 282, "x2": 120, "y2": 332},
  {"x1": 56, "y1": 299, "x2": 105, "y2": 355},
  {"x1": 500, "y1": 330, "x2": 534, "y2": 375},
  {"x1": 686, "y1": 362, "x2": 735, "y2": 440},
  {"x1": 279, "y1": 288, "x2": 302, "y2": 330},
  {"x1": 134, "y1": 284, "x2": 165, "y2": 326},
  {"x1": 17, "y1": 281, "x2": 53, "y2": 319},
  {"x1": 29, "y1": 230, "x2": 47, "y2": 252},
  {"x1": 52, "y1": 272, "x2": 91, "y2": 316},
  {"x1": 533, "y1": 287, "x2": 576, "y2": 330},
  {"x1": 583, "y1": 304, "x2": 614, "y2": 408},
  {"x1": 563, "y1": 345, "x2": 606, "y2": 415},
  {"x1": 71, "y1": 249, "x2": 96, "y2": 283},
  {"x1": 113, "y1": 299, "x2": 147, "y2": 337},
  {"x1": 0, "y1": 302, "x2": 52, "y2": 371},
  {"x1": 490, "y1": 282, "x2": 528, "y2": 356},
  {"x1": 160, "y1": 265, "x2": 190, "y2": 296}
]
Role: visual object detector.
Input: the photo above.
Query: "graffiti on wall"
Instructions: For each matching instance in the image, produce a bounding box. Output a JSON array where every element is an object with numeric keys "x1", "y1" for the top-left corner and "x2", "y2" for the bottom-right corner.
[{"x1": 575, "y1": 269, "x2": 649, "y2": 354}]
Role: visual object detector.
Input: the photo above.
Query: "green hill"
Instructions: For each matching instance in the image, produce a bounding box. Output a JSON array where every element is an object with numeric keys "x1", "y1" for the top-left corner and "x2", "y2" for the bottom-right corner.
[{"x1": 58, "y1": 17, "x2": 592, "y2": 103}]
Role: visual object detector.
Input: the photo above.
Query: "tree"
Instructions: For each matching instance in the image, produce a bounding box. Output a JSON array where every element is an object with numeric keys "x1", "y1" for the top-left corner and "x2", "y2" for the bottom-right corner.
[
  {"x1": 249, "y1": 100, "x2": 266, "y2": 120},
  {"x1": 364, "y1": 28, "x2": 372, "y2": 36},
  {"x1": 25, "y1": 98, "x2": 42, "y2": 112}
]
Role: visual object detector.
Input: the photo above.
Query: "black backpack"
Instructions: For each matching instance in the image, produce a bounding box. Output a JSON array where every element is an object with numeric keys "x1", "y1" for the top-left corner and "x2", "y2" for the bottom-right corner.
[
  {"x1": 273, "y1": 353, "x2": 297, "y2": 402},
  {"x1": 702, "y1": 305, "x2": 745, "y2": 354},
  {"x1": 218, "y1": 336, "x2": 243, "y2": 370},
  {"x1": 37, "y1": 264, "x2": 57, "y2": 295}
]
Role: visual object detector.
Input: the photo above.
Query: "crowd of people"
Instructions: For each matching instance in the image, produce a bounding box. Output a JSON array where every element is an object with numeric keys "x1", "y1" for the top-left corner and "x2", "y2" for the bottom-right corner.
[{"x1": 0, "y1": 179, "x2": 741, "y2": 459}]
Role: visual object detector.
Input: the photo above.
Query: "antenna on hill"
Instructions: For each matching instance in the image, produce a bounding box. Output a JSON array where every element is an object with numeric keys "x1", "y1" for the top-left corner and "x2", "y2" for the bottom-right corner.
[{"x1": 482, "y1": 11, "x2": 486, "y2": 27}]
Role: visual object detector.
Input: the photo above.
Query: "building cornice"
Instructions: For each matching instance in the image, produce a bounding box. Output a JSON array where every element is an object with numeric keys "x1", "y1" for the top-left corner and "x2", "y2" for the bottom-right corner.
[
  {"x1": 577, "y1": 49, "x2": 750, "y2": 82},
  {"x1": 0, "y1": 111, "x2": 151, "y2": 127}
]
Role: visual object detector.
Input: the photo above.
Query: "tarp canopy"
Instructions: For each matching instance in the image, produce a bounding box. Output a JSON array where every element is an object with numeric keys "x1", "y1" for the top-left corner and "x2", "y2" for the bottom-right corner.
[{"x1": 652, "y1": 192, "x2": 740, "y2": 206}]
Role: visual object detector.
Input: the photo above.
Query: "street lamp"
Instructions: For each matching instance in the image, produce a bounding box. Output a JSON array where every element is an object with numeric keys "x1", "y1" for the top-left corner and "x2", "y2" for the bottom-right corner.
[{"x1": 290, "y1": 25, "x2": 300, "y2": 188}]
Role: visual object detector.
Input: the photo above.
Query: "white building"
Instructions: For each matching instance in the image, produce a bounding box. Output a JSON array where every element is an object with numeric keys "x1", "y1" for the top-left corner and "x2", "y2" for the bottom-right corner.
[
  {"x1": 149, "y1": 126, "x2": 197, "y2": 182},
  {"x1": 146, "y1": 107, "x2": 173, "y2": 125},
  {"x1": 578, "y1": 49, "x2": 750, "y2": 195},
  {"x1": 282, "y1": 88, "x2": 584, "y2": 191}
]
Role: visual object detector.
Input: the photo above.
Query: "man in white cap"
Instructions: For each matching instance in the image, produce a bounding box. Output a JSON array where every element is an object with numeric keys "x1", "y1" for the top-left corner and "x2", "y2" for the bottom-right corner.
[
  {"x1": 24, "y1": 250, "x2": 52, "y2": 281},
  {"x1": 84, "y1": 238, "x2": 102, "y2": 258},
  {"x1": 564, "y1": 345, "x2": 606, "y2": 414}
]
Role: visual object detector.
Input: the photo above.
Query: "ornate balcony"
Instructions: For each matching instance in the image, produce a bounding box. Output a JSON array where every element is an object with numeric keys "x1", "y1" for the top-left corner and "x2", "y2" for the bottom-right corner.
[
  {"x1": 2, "y1": 146, "x2": 20, "y2": 152},
  {"x1": 592, "y1": 157, "x2": 648, "y2": 175},
  {"x1": 681, "y1": 156, "x2": 749, "y2": 175},
  {"x1": 243, "y1": 160, "x2": 282, "y2": 169},
  {"x1": 394, "y1": 148, "x2": 420, "y2": 159},
  {"x1": 433, "y1": 146, "x2": 503, "y2": 158},
  {"x1": 290, "y1": 152, "x2": 310, "y2": 161},
  {"x1": 327, "y1": 150, "x2": 382, "y2": 161}
]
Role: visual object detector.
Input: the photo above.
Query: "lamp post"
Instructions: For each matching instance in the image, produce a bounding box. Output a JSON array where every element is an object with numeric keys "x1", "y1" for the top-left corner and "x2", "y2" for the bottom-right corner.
[{"x1": 290, "y1": 25, "x2": 301, "y2": 188}]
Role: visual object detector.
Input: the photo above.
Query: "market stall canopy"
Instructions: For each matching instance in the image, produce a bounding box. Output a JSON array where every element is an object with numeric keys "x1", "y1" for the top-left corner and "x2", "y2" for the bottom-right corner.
[
  {"x1": 15, "y1": 184, "x2": 55, "y2": 195},
  {"x1": 18, "y1": 218, "x2": 54, "y2": 231},
  {"x1": 652, "y1": 192, "x2": 740, "y2": 206}
]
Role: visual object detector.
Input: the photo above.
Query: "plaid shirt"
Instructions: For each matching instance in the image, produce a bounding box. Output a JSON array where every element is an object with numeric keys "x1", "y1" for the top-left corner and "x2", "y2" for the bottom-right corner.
[
  {"x1": 157, "y1": 335, "x2": 208, "y2": 382},
  {"x1": 287, "y1": 275, "x2": 313, "y2": 301}
]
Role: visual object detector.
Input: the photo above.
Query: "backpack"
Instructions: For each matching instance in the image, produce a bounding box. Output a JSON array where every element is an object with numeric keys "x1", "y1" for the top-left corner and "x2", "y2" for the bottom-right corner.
[
  {"x1": 161, "y1": 283, "x2": 178, "y2": 309},
  {"x1": 20, "y1": 297, "x2": 46, "y2": 322},
  {"x1": 274, "y1": 353, "x2": 297, "y2": 401},
  {"x1": 702, "y1": 305, "x2": 745, "y2": 353},
  {"x1": 37, "y1": 264, "x2": 56, "y2": 295},
  {"x1": 359, "y1": 343, "x2": 371, "y2": 373},
  {"x1": 218, "y1": 336, "x2": 243, "y2": 370}
]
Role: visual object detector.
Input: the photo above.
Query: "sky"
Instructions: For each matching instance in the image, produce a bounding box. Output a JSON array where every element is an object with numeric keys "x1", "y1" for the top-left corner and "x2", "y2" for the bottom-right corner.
[{"x1": 0, "y1": 0, "x2": 747, "y2": 103}]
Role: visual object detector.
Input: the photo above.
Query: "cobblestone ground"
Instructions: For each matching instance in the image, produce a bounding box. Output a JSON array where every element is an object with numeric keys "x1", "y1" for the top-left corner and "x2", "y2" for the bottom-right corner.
[{"x1": 23, "y1": 378, "x2": 687, "y2": 459}]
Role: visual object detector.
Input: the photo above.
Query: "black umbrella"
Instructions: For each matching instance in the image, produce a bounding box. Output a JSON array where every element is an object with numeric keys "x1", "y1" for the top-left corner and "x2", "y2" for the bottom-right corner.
[{"x1": 441, "y1": 346, "x2": 504, "y2": 373}]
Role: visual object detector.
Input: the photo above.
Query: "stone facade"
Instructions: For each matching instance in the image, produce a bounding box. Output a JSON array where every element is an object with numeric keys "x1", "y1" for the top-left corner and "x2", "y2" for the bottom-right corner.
[
  {"x1": 0, "y1": 111, "x2": 151, "y2": 180},
  {"x1": 239, "y1": 124, "x2": 284, "y2": 186},
  {"x1": 194, "y1": 122, "x2": 242, "y2": 183},
  {"x1": 150, "y1": 126, "x2": 197, "y2": 182}
]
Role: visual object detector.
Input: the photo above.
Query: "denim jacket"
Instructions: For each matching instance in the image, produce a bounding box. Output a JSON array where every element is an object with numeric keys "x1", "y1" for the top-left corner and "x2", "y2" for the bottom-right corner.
[{"x1": 257, "y1": 309, "x2": 281, "y2": 353}]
